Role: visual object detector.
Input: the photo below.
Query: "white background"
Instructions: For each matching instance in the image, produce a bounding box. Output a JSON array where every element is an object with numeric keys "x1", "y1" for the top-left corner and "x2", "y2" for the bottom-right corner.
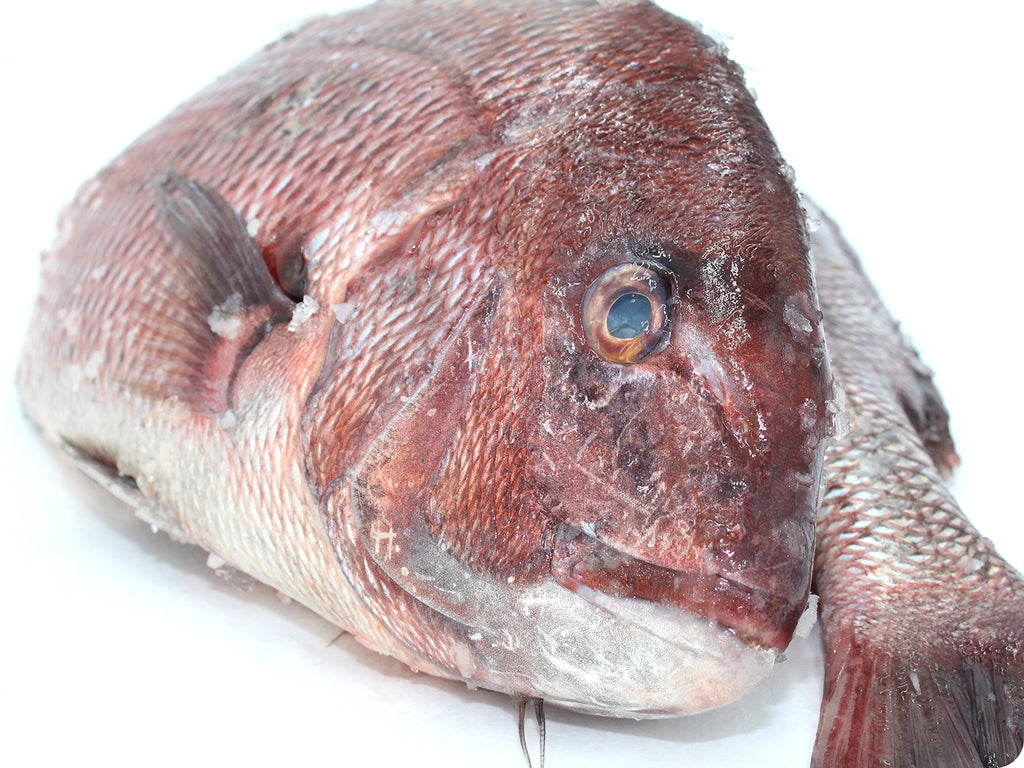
[{"x1": 1, "y1": 1, "x2": 1021, "y2": 766}]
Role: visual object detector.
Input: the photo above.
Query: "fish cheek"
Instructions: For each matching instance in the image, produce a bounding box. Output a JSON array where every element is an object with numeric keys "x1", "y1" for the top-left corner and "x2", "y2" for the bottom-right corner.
[
  {"x1": 340, "y1": 285, "x2": 549, "y2": 627},
  {"x1": 299, "y1": 286, "x2": 502, "y2": 673}
]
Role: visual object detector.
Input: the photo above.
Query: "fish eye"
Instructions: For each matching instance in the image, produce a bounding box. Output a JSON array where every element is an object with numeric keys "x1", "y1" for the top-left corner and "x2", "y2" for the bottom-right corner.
[{"x1": 582, "y1": 263, "x2": 670, "y2": 363}]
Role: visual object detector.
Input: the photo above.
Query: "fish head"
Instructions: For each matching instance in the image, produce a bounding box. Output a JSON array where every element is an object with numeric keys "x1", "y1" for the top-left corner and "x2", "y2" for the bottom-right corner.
[
  {"x1": 516, "y1": 28, "x2": 832, "y2": 700},
  {"x1": 535, "y1": 230, "x2": 829, "y2": 656},
  {"x1": 303, "y1": 3, "x2": 833, "y2": 717}
]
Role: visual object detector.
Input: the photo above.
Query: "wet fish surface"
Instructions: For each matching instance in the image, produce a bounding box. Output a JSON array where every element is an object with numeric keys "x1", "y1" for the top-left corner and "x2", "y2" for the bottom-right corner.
[{"x1": 16, "y1": 1, "x2": 1023, "y2": 766}]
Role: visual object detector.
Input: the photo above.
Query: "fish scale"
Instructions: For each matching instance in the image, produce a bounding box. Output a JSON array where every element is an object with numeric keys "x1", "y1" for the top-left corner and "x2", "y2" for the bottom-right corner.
[
  {"x1": 810, "y1": 203, "x2": 1024, "y2": 766},
  {"x1": 15, "y1": 1, "x2": 1023, "y2": 765}
]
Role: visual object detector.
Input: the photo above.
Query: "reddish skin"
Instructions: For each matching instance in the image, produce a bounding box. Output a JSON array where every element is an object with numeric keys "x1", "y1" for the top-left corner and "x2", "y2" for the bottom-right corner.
[
  {"x1": 808, "y1": 211, "x2": 1024, "y2": 767},
  {"x1": 21, "y1": 0, "x2": 847, "y2": 744},
  {"x1": 292, "y1": 0, "x2": 830, "y2": 662}
]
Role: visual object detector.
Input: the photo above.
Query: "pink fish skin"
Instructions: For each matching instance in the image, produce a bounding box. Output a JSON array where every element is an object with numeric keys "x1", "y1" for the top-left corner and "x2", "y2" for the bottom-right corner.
[{"x1": 14, "y1": 1, "x2": 1023, "y2": 766}]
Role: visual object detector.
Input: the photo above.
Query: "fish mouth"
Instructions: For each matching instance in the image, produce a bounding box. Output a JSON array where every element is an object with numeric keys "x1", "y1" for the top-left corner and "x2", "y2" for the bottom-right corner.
[
  {"x1": 348, "y1": 495, "x2": 783, "y2": 716},
  {"x1": 551, "y1": 523, "x2": 801, "y2": 653}
]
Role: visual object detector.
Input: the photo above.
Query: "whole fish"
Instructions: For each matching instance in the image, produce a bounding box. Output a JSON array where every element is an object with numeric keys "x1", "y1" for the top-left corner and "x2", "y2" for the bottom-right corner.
[{"x1": 14, "y1": 1, "x2": 1023, "y2": 766}]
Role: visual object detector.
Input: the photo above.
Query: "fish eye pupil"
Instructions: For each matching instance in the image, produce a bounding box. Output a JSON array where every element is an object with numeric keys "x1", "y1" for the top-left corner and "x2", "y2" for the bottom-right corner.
[{"x1": 606, "y1": 293, "x2": 652, "y2": 339}]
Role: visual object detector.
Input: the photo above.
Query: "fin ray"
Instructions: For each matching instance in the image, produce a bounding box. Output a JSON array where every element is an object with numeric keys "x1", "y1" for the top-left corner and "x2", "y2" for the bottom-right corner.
[
  {"x1": 154, "y1": 172, "x2": 293, "y2": 312},
  {"x1": 144, "y1": 172, "x2": 295, "y2": 411},
  {"x1": 813, "y1": 624, "x2": 1023, "y2": 767}
]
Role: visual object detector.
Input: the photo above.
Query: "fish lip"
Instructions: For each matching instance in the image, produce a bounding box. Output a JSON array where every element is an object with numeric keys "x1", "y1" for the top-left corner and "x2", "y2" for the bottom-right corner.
[
  {"x1": 551, "y1": 523, "x2": 801, "y2": 653},
  {"x1": 348, "y1": 493, "x2": 780, "y2": 716}
]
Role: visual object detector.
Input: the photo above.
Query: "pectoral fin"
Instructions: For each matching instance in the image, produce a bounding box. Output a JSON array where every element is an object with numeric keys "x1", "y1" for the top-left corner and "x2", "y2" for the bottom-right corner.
[{"x1": 148, "y1": 172, "x2": 295, "y2": 413}]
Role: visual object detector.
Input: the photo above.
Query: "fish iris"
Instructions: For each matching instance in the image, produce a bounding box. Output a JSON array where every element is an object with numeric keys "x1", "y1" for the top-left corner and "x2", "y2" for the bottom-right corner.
[{"x1": 581, "y1": 262, "x2": 670, "y2": 364}]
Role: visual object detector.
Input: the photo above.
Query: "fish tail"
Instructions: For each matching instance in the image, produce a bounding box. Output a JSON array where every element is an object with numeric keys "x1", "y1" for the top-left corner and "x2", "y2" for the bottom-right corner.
[{"x1": 812, "y1": 614, "x2": 1024, "y2": 768}]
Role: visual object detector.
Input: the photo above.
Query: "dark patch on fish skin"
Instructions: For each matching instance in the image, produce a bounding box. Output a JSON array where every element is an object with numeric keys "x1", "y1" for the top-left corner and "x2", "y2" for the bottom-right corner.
[
  {"x1": 552, "y1": 360, "x2": 668, "y2": 503},
  {"x1": 714, "y1": 472, "x2": 749, "y2": 501},
  {"x1": 254, "y1": 94, "x2": 275, "y2": 115},
  {"x1": 568, "y1": 237, "x2": 701, "y2": 298},
  {"x1": 606, "y1": 392, "x2": 659, "y2": 480},
  {"x1": 569, "y1": 356, "x2": 617, "y2": 405},
  {"x1": 638, "y1": 239, "x2": 702, "y2": 295}
]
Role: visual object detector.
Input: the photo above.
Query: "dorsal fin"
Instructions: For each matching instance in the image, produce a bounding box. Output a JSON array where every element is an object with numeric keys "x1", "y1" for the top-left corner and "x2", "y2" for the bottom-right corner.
[
  {"x1": 893, "y1": 338, "x2": 959, "y2": 478},
  {"x1": 146, "y1": 172, "x2": 295, "y2": 413},
  {"x1": 806, "y1": 201, "x2": 959, "y2": 478}
]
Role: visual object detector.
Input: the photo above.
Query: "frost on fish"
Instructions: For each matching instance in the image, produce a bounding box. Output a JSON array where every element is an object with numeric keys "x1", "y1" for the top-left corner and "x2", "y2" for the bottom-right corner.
[
  {"x1": 14, "y1": 0, "x2": 1024, "y2": 765},
  {"x1": 287, "y1": 295, "x2": 320, "y2": 332}
]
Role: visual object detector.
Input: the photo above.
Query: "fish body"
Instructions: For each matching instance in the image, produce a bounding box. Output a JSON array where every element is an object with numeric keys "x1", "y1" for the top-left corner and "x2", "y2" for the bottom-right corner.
[
  {"x1": 809, "y1": 208, "x2": 1024, "y2": 766},
  {"x1": 14, "y1": 1, "x2": 1024, "y2": 766}
]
